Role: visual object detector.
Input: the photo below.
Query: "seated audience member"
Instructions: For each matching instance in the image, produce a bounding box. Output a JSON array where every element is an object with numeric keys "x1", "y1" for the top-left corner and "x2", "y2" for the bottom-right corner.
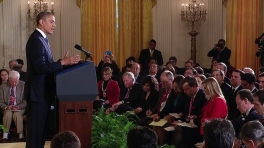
[
  {"x1": 207, "y1": 39, "x2": 231, "y2": 64},
  {"x1": 152, "y1": 75, "x2": 185, "y2": 145},
  {"x1": 134, "y1": 76, "x2": 159, "y2": 118},
  {"x1": 95, "y1": 66, "x2": 120, "y2": 109},
  {"x1": 169, "y1": 56, "x2": 180, "y2": 74},
  {"x1": 211, "y1": 69, "x2": 232, "y2": 100},
  {"x1": 108, "y1": 72, "x2": 143, "y2": 114},
  {"x1": 239, "y1": 121, "x2": 264, "y2": 148},
  {"x1": 232, "y1": 89, "x2": 262, "y2": 137},
  {"x1": 241, "y1": 73, "x2": 258, "y2": 93},
  {"x1": 203, "y1": 119, "x2": 235, "y2": 148},
  {"x1": 8, "y1": 59, "x2": 18, "y2": 70},
  {"x1": 195, "y1": 66, "x2": 204, "y2": 75},
  {"x1": 195, "y1": 75, "x2": 206, "y2": 88},
  {"x1": 229, "y1": 69, "x2": 244, "y2": 120},
  {"x1": 0, "y1": 69, "x2": 9, "y2": 85},
  {"x1": 50, "y1": 131, "x2": 81, "y2": 148},
  {"x1": 131, "y1": 63, "x2": 144, "y2": 83},
  {"x1": 139, "y1": 71, "x2": 176, "y2": 127},
  {"x1": 164, "y1": 61, "x2": 176, "y2": 75},
  {"x1": 15, "y1": 59, "x2": 27, "y2": 82},
  {"x1": 184, "y1": 68, "x2": 197, "y2": 77},
  {"x1": 188, "y1": 59, "x2": 200, "y2": 68},
  {"x1": 203, "y1": 59, "x2": 218, "y2": 74},
  {"x1": 127, "y1": 126, "x2": 158, "y2": 148},
  {"x1": 258, "y1": 73, "x2": 264, "y2": 89},
  {"x1": 192, "y1": 77, "x2": 228, "y2": 135},
  {"x1": 123, "y1": 64, "x2": 132, "y2": 74},
  {"x1": 217, "y1": 62, "x2": 230, "y2": 84},
  {"x1": 98, "y1": 63, "x2": 123, "y2": 88},
  {"x1": 144, "y1": 62, "x2": 161, "y2": 82},
  {"x1": 253, "y1": 89, "x2": 264, "y2": 117},
  {"x1": 97, "y1": 53, "x2": 121, "y2": 76},
  {"x1": 121, "y1": 56, "x2": 136, "y2": 74},
  {"x1": 0, "y1": 70, "x2": 27, "y2": 142},
  {"x1": 171, "y1": 76, "x2": 207, "y2": 148}
]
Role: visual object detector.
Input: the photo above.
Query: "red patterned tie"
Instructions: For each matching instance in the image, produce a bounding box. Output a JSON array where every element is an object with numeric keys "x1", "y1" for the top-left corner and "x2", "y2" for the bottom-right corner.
[{"x1": 9, "y1": 87, "x2": 15, "y2": 105}]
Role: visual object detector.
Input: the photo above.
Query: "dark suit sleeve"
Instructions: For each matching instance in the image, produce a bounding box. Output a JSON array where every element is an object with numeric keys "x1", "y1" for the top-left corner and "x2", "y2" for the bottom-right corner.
[
  {"x1": 156, "y1": 51, "x2": 164, "y2": 66},
  {"x1": 223, "y1": 48, "x2": 231, "y2": 61},
  {"x1": 138, "y1": 50, "x2": 145, "y2": 65},
  {"x1": 255, "y1": 33, "x2": 264, "y2": 45},
  {"x1": 207, "y1": 48, "x2": 217, "y2": 58},
  {"x1": 27, "y1": 37, "x2": 62, "y2": 74}
]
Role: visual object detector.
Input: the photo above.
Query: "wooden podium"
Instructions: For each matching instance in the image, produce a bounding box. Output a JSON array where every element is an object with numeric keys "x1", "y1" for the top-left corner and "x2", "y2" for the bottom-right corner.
[{"x1": 56, "y1": 62, "x2": 98, "y2": 148}]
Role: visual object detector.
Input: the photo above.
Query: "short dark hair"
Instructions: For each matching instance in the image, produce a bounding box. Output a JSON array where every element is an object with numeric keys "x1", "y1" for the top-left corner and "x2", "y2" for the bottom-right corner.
[
  {"x1": 203, "y1": 119, "x2": 235, "y2": 148},
  {"x1": 258, "y1": 67, "x2": 264, "y2": 73},
  {"x1": 16, "y1": 59, "x2": 24, "y2": 66},
  {"x1": 142, "y1": 76, "x2": 159, "y2": 92},
  {"x1": 195, "y1": 66, "x2": 204, "y2": 75},
  {"x1": 0, "y1": 69, "x2": 9, "y2": 84},
  {"x1": 237, "y1": 89, "x2": 254, "y2": 103},
  {"x1": 241, "y1": 73, "x2": 256, "y2": 84},
  {"x1": 240, "y1": 121, "x2": 264, "y2": 144},
  {"x1": 173, "y1": 75, "x2": 185, "y2": 93},
  {"x1": 185, "y1": 68, "x2": 197, "y2": 76},
  {"x1": 253, "y1": 89, "x2": 264, "y2": 105},
  {"x1": 211, "y1": 69, "x2": 224, "y2": 78},
  {"x1": 218, "y1": 39, "x2": 226, "y2": 45},
  {"x1": 233, "y1": 69, "x2": 245, "y2": 78},
  {"x1": 50, "y1": 131, "x2": 81, "y2": 148},
  {"x1": 258, "y1": 72, "x2": 264, "y2": 78},
  {"x1": 126, "y1": 56, "x2": 136, "y2": 64},
  {"x1": 36, "y1": 11, "x2": 54, "y2": 25},
  {"x1": 169, "y1": 56, "x2": 177, "y2": 62},
  {"x1": 127, "y1": 126, "x2": 158, "y2": 148},
  {"x1": 181, "y1": 76, "x2": 198, "y2": 87},
  {"x1": 149, "y1": 39, "x2": 156, "y2": 44}
]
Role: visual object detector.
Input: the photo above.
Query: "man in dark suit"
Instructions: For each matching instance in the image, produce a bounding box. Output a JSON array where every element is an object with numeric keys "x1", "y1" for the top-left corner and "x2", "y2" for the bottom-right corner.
[
  {"x1": 110, "y1": 72, "x2": 143, "y2": 114},
  {"x1": 131, "y1": 63, "x2": 144, "y2": 83},
  {"x1": 25, "y1": 12, "x2": 81, "y2": 148},
  {"x1": 241, "y1": 73, "x2": 258, "y2": 93},
  {"x1": 228, "y1": 69, "x2": 245, "y2": 120},
  {"x1": 232, "y1": 89, "x2": 262, "y2": 137},
  {"x1": 207, "y1": 39, "x2": 231, "y2": 64},
  {"x1": 138, "y1": 39, "x2": 163, "y2": 71},
  {"x1": 171, "y1": 76, "x2": 207, "y2": 148}
]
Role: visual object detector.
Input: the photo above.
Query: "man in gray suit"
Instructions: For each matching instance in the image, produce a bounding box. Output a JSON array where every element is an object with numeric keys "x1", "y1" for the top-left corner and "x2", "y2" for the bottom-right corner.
[{"x1": 0, "y1": 70, "x2": 26, "y2": 142}]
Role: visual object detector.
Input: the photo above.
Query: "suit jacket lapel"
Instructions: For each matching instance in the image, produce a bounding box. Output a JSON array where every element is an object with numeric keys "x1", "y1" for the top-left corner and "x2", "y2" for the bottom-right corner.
[
  {"x1": 16, "y1": 82, "x2": 21, "y2": 103},
  {"x1": 5, "y1": 84, "x2": 11, "y2": 105}
]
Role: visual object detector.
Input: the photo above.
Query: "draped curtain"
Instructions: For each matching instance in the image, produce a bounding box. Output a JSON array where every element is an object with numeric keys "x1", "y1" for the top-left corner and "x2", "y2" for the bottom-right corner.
[
  {"x1": 226, "y1": 0, "x2": 260, "y2": 72},
  {"x1": 81, "y1": 0, "x2": 154, "y2": 68}
]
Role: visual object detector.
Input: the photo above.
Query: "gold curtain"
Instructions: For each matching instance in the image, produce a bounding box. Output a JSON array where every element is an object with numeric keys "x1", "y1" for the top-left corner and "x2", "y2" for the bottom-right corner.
[
  {"x1": 81, "y1": 0, "x2": 154, "y2": 68},
  {"x1": 226, "y1": 0, "x2": 260, "y2": 71},
  {"x1": 81, "y1": 0, "x2": 117, "y2": 66},
  {"x1": 117, "y1": 0, "x2": 153, "y2": 67}
]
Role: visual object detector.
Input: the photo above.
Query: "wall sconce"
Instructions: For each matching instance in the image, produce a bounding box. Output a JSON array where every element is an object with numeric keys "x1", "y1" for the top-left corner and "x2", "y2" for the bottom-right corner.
[{"x1": 27, "y1": 0, "x2": 55, "y2": 26}]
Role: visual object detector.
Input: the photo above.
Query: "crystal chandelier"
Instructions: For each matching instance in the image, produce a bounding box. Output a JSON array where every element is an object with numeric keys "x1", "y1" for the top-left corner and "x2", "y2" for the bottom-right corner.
[{"x1": 27, "y1": 0, "x2": 55, "y2": 26}]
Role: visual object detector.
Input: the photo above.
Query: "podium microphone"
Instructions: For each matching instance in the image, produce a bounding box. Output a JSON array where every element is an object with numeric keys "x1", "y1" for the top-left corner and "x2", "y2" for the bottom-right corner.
[{"x1": 74, "y1": 44, "x2": 91, "y2": 56}]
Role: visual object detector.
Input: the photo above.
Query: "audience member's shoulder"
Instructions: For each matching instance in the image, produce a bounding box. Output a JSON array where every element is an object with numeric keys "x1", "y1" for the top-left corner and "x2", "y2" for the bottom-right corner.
[{"x1": 18, "y1": 80, "x2": 25, "y2": 85}]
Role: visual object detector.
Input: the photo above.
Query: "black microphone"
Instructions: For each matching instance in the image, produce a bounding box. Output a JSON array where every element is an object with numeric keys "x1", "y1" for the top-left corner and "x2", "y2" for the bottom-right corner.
[{"x1": 74, "y1": 44, "x2": 91, "y2": 56}]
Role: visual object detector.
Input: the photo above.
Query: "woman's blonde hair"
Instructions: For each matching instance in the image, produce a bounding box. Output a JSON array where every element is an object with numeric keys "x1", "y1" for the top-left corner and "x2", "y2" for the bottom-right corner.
[{"x1": 202, "y1": 77, "x2": 224, "y2": 99}]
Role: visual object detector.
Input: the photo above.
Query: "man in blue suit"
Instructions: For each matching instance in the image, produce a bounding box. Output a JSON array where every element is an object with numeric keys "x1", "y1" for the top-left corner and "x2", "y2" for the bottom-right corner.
[{"x1": 25, "y1": 12, "x2": 81, "y2": 148}]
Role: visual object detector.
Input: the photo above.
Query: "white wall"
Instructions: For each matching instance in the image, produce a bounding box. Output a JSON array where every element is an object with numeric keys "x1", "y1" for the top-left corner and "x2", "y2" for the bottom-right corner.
[
  {"x1": 0, "y1": 0, "x2": 81, "y2": 70},
  {"x1": 153, "y1": 0, "x2": 226, "y2": 68}
]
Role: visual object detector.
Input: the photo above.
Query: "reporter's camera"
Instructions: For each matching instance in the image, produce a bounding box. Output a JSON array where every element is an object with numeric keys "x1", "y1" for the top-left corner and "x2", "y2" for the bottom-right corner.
[
  {"x1": 256, "y1": 44, "x2": 264, "y2": 57},
  {"x1": 216, "y1": 43, "x2": 223, "y2": 49}
]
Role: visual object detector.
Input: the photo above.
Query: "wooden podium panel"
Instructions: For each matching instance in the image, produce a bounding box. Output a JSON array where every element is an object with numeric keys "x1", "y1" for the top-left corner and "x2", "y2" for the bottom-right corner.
[{"x1": 59, "y1": 101, "x2": 93, "y2": 148}]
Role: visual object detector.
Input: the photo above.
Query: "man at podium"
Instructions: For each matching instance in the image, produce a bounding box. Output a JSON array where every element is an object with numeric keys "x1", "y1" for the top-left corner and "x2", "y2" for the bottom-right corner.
[{"x1": 25, "y1": 12, "x2": 81, "y2": 148}]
